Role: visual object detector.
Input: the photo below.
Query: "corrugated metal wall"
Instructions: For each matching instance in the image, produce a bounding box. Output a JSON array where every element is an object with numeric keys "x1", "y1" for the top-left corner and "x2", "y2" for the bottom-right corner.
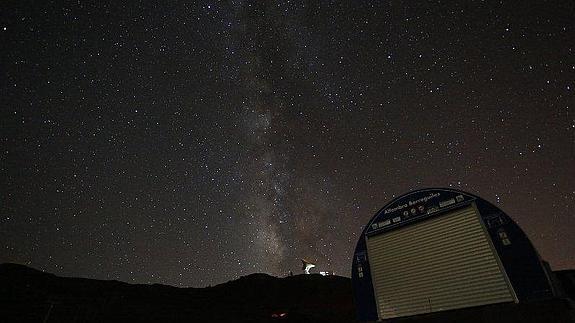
[{"x1": 366, "y1": 205, "x2": 515, "y2": 319}]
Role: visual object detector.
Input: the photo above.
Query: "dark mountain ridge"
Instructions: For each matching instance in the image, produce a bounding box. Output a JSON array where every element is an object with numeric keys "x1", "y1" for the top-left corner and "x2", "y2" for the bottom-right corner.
[
  {"x1": 2, "y1": 263, "x2": 575, "y2": 322},
  {"x1": 0, "y1": 263, "x2": 354, "y2": 322}
]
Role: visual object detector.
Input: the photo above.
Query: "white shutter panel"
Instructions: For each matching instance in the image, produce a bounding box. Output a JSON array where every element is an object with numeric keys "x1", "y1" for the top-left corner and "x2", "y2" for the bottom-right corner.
[{"x1": 366, "y1": 205, "x2": 515, "y2": 319}]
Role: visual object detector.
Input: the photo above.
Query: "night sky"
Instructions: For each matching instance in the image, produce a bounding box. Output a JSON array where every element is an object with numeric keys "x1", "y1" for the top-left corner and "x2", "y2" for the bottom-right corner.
[{"x1": 1, "y1": 1, "x2": 574, "y2": 287}]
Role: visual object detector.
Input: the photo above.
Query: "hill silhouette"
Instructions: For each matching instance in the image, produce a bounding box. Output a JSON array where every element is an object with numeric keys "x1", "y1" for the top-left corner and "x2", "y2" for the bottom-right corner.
[
  {"x1": 1, "y1": 263, "x2": 575, "y2": 322},
  {"x1": 0, "y1": 263, "x2": 354, "y2": 322}
]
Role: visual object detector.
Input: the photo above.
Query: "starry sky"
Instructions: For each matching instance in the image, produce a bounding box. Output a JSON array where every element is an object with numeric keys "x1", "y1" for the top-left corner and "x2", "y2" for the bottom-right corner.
[{"x1": 1, "y1": 0, "x2": 574, "y2": 287}]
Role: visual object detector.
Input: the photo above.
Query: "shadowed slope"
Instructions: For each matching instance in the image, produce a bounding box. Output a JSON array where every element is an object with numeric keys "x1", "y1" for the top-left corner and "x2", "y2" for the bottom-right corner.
[
  {"x1": 0, "y1": 263, "x2": 354, "y2": 322},
  {"x1": 1, "y1": 263, "x2": 574, "y2": 322}
]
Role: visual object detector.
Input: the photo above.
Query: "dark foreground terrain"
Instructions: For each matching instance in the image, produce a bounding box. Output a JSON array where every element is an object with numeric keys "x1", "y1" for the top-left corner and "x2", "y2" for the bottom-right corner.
[
  {"x1": 0, "y1": 263, "x2": 354, "y2": 322},
  {"x1": 1, "y1": 263, "x2": 575, "y2": 322}
]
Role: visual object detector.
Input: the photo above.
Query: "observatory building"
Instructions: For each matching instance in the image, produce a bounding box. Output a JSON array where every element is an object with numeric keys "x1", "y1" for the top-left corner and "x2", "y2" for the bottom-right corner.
[{"x1": 351, "y1": 188, "x2": 555, "y2": 321}]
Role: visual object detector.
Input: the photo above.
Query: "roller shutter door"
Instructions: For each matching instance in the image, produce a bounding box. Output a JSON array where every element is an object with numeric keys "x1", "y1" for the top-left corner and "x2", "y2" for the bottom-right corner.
[{"x1": 366, "y1": 205, "x2": 515, "y2": 319}]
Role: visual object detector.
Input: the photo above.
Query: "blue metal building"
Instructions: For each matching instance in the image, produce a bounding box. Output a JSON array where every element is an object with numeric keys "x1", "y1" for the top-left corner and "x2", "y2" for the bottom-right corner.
[{"x1": 351, "y1": 188, "x2": 555, "y2": 321}]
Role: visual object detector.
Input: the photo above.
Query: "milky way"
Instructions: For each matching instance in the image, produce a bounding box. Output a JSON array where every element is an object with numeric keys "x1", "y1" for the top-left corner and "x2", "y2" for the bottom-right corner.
[{"x1": 1, "y1": 1, "x2": 574, "y2": 287}]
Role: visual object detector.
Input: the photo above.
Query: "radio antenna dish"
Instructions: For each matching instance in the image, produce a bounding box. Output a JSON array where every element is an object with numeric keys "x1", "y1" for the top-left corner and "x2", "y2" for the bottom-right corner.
[{"x1": 300, "y1": 259, "x2": 316, "y2": 274}]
